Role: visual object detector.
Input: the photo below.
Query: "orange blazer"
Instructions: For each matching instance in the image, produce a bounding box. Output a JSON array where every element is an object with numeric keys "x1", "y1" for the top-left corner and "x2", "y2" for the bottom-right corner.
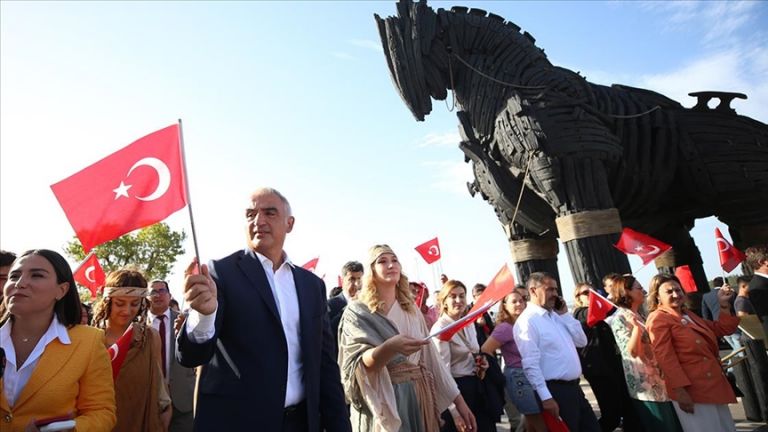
[
  {"x1": 0, "y1": 325, "x2": 116, "y2": 431},
  {"x1": 647, "y1": 306, "x2": 739, "y2": 405}
]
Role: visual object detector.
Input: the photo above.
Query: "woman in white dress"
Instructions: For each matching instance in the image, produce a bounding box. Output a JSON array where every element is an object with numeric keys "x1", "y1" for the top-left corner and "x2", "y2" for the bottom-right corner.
[{"x1": 338, "y1": 244, "x2": 476, "y2": 432}]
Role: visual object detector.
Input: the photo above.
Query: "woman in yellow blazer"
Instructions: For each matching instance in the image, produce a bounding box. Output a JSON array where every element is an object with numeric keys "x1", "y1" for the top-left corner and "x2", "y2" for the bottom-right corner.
[
  {"x1": 0, "y1": 249, "x2": 116, "y2": 431},
  {"x1": 646, "y1": 273, "x2": 739, "y2": 432}
]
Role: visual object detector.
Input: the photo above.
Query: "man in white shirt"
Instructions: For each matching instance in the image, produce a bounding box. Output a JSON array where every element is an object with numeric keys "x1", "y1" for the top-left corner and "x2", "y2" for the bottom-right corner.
[
  {"x1": 176, "y1": 187, "x2": 350, "y2": 432},
  {"x1": 514, "y1": 272, "x2": 600, "y2": 432},
  {"x1": 147, "y1": 280, "x2": 196, "y2": 432}
]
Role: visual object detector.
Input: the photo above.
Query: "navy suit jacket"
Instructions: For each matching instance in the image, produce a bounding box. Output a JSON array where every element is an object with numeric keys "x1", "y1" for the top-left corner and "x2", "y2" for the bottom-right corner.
[
  {"x1": 176, "y1": 249, "x2": 351, "y2": 432},
  {"x1": 327, "y1": 294, "x2": 347, "y2": 356}
]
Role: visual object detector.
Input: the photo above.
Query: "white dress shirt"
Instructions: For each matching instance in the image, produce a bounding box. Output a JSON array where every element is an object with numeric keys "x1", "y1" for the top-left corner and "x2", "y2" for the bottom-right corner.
[
  {"x1": 1, "y1": 315, "x2": 71, "y2": 407},
  {"x1": 186, "y1": 251, "x2": 305, "y2": 407},
  {"x1": 149, "y1": 308, "x2": 172, "y2": 381},
  {"x1": 513, "y1": 303, "x2": 587, "y2": 401}
]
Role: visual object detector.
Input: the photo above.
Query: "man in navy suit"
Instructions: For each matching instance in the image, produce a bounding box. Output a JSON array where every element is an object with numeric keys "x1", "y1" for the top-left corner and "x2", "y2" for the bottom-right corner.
[
  {"x1": 177, "y1": 187, "x2": 351, "y2": 432},
  {"x1": 327, "y1": 261, "x2": 362, "y2": 356}
]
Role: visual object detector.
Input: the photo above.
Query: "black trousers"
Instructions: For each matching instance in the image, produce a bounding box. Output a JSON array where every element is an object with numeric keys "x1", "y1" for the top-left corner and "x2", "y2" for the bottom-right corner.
[
  {"x1": 282, "y1": 400, "x2": 308, "y2": 432},
  {"x1": 546, "y1": 380, "x2": 601, "y2": 432},
  {"x1": 441, "y1": 375, "x2": 496, "y2": 432}
]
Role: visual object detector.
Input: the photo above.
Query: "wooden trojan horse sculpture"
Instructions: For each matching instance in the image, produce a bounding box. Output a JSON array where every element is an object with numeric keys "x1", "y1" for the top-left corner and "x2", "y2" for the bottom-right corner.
[{"x1": 375, "y1": 0, "x2": 768, "y2": 289}]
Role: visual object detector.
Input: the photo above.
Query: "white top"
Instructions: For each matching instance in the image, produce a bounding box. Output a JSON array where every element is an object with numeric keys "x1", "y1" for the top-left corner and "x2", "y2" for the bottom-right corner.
[
  {"x1": 186, "y1": 251, "x2": 304, "y2": 407},
  {"x1": 148, "y1": 308, "x2": 172, "y2": 381},
  {"x1": 513, "y1": 303, "x2": 587, "y2": 400},
  {"x1": 0, "y1": 315, "x2": 71, "y2": 407},
  {"x1": 431, "y1": 314, "x2": 479, "y2": 377}
]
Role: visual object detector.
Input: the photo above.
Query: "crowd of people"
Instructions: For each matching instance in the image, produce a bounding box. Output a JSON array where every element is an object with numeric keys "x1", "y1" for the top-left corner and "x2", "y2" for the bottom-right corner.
[{"x1": 0, "y1": 187, "x2": 766, "y2": 432}]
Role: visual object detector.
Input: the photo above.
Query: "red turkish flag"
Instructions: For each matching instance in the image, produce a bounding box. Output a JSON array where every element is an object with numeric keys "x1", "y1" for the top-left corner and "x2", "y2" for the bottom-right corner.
[
  {"x1": 675, "y1": 265, "x2": 698, "y2": 293},
  {"x1": 614, "y1": 228, "x2": 672, "y2": 265},
  {"x1": 107, "y1": 325, "x2": 134, "y2": 382},
  {"x1": 435, "y1": 264, "x2": 515, "y2": 341},
  {"x1": 587, "y1": 289, "x2": 615, "y2": 327},
  {"x1": 715, "y1": 228, "x2": 745, "y2": 273},
  {"x1": 73, "y1": 253, "x2": 106, "y2": 299},
  {"x1": 51, "y1": 125, "x2": 187, "y2": 253},
  {"x1": 302, "y1": 257, "x2": 319, "y2": 272},
  {"x1": 415, "y1": 237, "x2": 441, "y2": 264},
  {"x1": 414, "y1": 282, "x2": 428, "y2": 308}
]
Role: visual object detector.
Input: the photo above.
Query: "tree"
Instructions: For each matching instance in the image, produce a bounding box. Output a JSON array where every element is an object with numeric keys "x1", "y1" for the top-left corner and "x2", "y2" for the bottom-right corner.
[{"x1": 65, "y1": 222, "x2": 186, "y2": 282}]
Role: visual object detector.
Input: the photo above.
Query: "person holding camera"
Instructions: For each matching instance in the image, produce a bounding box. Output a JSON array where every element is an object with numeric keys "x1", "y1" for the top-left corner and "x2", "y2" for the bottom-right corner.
[{"x1": 513, "y1": 272, "x2": 600, "y2": 432}]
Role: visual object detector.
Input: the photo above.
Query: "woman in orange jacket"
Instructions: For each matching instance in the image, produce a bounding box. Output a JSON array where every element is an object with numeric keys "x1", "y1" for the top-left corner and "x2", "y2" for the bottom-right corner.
[
  {"x1": 0, "y1": 249, "x2": 116, "y2": 431},
  {"x1": 646, "y1": 273, "x2": 739, "y2": 432}
]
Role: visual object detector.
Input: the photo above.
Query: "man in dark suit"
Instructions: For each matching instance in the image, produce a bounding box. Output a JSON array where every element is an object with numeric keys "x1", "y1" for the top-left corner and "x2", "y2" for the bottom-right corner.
[
  {"x1": 327, "y1": 260, "x2": 362, "y2": 355},
  {"x1": 746, "y1": 245, "x2": 768, "y2": 338},
  {"x1": 701, "y1": 276, "x2": 726, "y2": 321},
  {"x1": 177, "y1": 187, "x2": 351, "y2": 432},
  {"x1": 148, "y1": 280, "x2": 196, "y2": 432}
]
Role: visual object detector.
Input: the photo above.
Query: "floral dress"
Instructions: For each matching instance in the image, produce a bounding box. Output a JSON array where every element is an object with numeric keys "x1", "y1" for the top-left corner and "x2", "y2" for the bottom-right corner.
[{"x1": 610, "y1": 308, "x2": 668, "y2": 402}]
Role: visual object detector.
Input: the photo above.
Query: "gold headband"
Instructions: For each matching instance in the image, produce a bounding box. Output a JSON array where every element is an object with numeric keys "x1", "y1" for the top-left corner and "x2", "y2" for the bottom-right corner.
[
  {"x1": 103, "y1": 286, "x2": 149, "y2": 297},
  {"x1": 368, "y1": 244, "x2": 396, "y2": 265}
]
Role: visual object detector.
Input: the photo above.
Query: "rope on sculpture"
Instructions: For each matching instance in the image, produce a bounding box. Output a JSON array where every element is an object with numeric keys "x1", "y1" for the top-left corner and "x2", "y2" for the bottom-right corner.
[
  {"x1": 452, "y1": 52, "x2": 661, "y2": 119},
  {"x1": 510, "y1": 153, "x2": 535, "y2": 227},
  {"x1": 510, "y1": 238, "x2": 559, "y2": 263},
  {"x1": 555, "y1": 208, "x2": 622, "y2": 243},
  {"x1": 445, "y1": 55, "x2": 457, "y2": 112},
  {"x1": 653, "y1": 249, "x2": 676, "y2": 268}
]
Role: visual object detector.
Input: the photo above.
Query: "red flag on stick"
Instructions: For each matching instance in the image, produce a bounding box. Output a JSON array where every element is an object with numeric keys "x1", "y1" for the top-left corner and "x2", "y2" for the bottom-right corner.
[
  {"x1": 433, "y1": 264, "x2": 515, "y2": 341},
  {"x1": 414, "y1": 282, "x2": 428, "y2": 308},
  {"x1": 51, "y1": 125, "x2": 187, "y2": 253},
  {"x1": 586, "y1": 289, "x2": 615, "y2": 327},
  {"x1": 675, "y1": 265, "x2": 698, "y2": 293},
  {"x1": 73, "y1": 253, "x2": 106, "y2": 299},
  {"x1": 415, "y1": 237, "x2": 441, "y2": 264},
  {"x1": 302, "y1": 257, "x2": 319, "y2": 272},
  {"x1": 715, "y1": 228, "x2": 745, "y2": 273},
  {"x1": 614, "y1": 228, "x2": 672, "y2": 265}
]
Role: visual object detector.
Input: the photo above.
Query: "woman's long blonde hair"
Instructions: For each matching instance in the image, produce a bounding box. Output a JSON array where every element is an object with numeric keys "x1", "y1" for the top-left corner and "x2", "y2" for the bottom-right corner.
[{"x1": 358, "y1": 244, "x2": 413, "y2": 313}]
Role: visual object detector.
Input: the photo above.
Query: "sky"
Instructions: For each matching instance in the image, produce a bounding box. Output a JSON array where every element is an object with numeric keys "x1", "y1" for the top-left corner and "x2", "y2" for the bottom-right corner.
[{"x1": 2, "y1": 1, "x2": 767, "y2": 305}]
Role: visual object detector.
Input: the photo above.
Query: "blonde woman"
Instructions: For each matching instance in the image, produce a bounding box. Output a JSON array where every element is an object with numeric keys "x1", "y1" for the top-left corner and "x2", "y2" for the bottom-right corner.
[
  {"x1": 481, "y1": 290, "x2": 545, "y2": 432},
  {"x1": 646, "y1": 274, "x2": 739, "y2": 432},
  {"x1": 92, "y1": 269, "x2": 170, "y2": 431},
  {"x1": 338, "y1": 245, "x2": 476, "y2": 432},
  {"x1": 607, "y1": 275, "x2": 681, "y2": 431},
  {"x1": 431, "y1": 280, "x2": 494, "y2": 432}
]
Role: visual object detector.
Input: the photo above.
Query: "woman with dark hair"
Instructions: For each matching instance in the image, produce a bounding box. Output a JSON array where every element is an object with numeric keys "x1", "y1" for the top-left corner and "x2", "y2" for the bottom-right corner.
[
  {"x1": 92, "y1": 269, "x2": 170, "y2": 431},
  {"x1": 431, "y1": 279, "x2": 494, "y2": 432},
  {"x1": 338, "y1": 245, "x2": 476, "y2": 432},
  {"x1": 481, "y1": 290, "x2": 545, "y2": 432},
  {"x1": 646, "y1": 274, "x2": 739, "y2": 432},
  {"x1": 0, "y1": 249, "x2": 116, "y2": 430},
  {"x1": 572, "y1": 282, "x2": 640, "y2": 432},
  {"x1": 606, "y1": 275, "x2": 681, "y2": 431}
]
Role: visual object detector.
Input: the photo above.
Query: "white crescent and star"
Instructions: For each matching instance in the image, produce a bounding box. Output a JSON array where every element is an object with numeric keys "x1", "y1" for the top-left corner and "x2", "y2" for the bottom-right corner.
[
  {"x1": 113, "y1": 157, "x2": 171, "y2": 201},
  {"x1": 108, "y1": 345, "x2": 119, "y2": 361},
  {"x1": 85, "y1": 265, "x2": 96, "y2": 283},
  {"x1": 716, "y1": 238, "x2": 730, "y2": 252},
  {"x1": 428, "y1": 245, "x2": 440, "y2": 256},
  {"x1": 634, "y1": 245, "x2": 661, "y2": 256}
]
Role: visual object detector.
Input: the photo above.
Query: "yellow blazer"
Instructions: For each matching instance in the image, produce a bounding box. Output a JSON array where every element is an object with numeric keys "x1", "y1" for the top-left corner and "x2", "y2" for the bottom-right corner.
[{"x1": 0, "y1": 325, "x2": 116, "y2": 432}]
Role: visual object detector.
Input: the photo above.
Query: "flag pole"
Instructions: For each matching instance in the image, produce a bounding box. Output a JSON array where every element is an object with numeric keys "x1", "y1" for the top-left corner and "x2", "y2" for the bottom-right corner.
[{"x1": 178, "y1": 119, "x2": 202, "y2": 270}]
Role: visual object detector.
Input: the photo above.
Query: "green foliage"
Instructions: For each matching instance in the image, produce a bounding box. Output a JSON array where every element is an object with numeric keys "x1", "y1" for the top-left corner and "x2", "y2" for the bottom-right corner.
[{"x1": 65, "y1": 222, "x2": 186, "y2": 282}]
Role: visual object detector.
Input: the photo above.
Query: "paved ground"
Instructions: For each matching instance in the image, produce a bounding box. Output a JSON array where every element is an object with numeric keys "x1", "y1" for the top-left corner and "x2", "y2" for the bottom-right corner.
[{"x1": 494, "y1": 378, "x2": 767, "y2": 432}]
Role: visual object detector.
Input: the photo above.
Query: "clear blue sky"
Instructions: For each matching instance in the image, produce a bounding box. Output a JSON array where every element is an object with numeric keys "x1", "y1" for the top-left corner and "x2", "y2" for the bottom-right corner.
[{"x1": 2, "y1": 1, "x2": 766, "y2": 303}]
